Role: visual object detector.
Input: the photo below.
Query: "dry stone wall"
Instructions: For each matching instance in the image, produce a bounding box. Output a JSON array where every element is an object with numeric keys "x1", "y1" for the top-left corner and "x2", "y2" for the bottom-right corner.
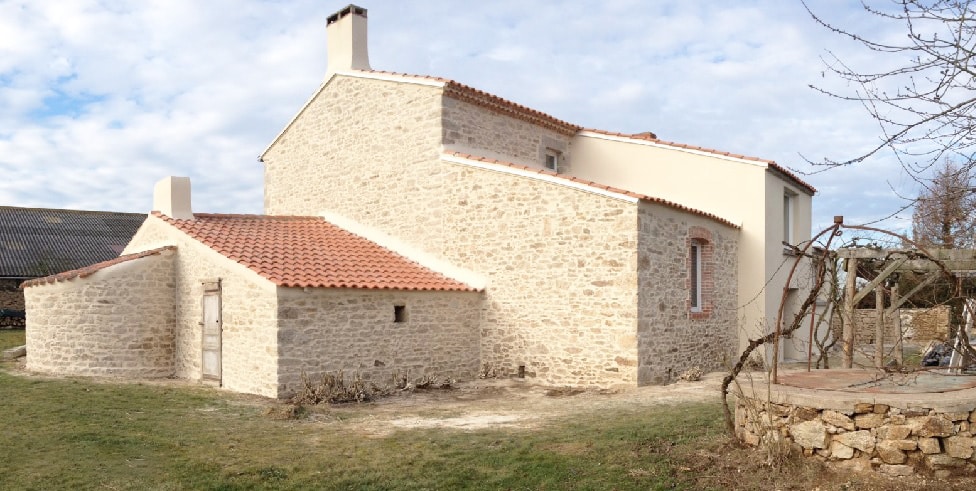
[
  {"x1": 736, "y1": 387, "x2": 976, "y2": 477},
  {"x1": 903, "y1": 307, "x2": 950, "y2": 342},
  {"x1": 24, "y1": 250, "x2": 176, "y2": 377},
  {"x1": 831, "y1": 307, "x2": 950, "y2": 345},
  {"x1": 276, "y1": 288, "x2": 482, "y2": 397},
  {"x1": 637, "y1": 205, "x2": 738, "y2": 384},
  {"x1": 124, "y1": 216, "x2": 280, "y2": 397}
]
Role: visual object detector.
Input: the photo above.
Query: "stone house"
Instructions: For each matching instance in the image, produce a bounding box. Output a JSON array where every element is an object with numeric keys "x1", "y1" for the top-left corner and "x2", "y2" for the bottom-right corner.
[
  {"x1": 24, "y1": 178, "x2": 482, "y2": 397},
  {"x1": 0, "y1": 206, "x2": 143, "y2": 328},
  {"x1": 23, "y1": 5, "x2": 814, "y2": 398}
]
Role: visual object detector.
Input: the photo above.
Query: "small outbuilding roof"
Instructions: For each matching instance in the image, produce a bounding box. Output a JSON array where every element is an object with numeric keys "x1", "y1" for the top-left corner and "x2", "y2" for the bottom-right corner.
[
  {"x1": 22, "y1": 246, "x2": 175, "y2": 288},
  {"x1": 0, "y1": 206, "x2": 145, "y2": 278},
  {"x1": 155, "y1": 212, "x2": 478, "y2": 291}
]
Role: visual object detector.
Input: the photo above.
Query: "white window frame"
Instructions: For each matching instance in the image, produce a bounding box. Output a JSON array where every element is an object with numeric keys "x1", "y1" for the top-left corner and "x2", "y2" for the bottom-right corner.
[
  {"x1": 544, "y1": 149, "x2": 560, "y2": 172},
  {"x1": 690, "y1": 241, "x2": 703, "y2": 312},
  {"x1": 783, "y1": 190, "x2": 796, "y2": 247}
]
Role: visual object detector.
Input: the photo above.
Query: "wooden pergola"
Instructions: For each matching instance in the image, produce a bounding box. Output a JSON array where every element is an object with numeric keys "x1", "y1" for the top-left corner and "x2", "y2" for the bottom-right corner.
[{"x1": 836, "y1": 247, "x2": 976, "y2": 369}]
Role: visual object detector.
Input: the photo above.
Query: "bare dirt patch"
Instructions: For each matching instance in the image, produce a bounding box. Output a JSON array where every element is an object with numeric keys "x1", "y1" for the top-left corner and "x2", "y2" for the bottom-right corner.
[{"x1": 318, "y1": 372, "x2": 723, "y2": 437}]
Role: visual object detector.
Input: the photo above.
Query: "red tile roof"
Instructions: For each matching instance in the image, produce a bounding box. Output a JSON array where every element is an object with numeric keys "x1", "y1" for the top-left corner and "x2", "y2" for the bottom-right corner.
[
  {"x1": 154, "y1": 213, "x2": 477, "y2": 291},
  {"x1": 444, "y1": 152, "x2": 740, "y2": 229},
  {"x1": 22, "y1": 246, "x2": 175, "y2": 288}
]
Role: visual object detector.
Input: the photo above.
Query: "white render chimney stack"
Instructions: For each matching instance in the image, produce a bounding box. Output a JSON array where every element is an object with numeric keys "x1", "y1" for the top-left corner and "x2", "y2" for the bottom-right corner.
[
  {"x1": 153, "y1": 176, "x2": 194, "y2": 220},
  {"x1": 326, "y1": 4, "x2": 370, "y2": 76}
]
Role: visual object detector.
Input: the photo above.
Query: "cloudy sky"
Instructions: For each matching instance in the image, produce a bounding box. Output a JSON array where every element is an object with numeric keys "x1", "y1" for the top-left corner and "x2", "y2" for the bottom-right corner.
[{"x1": 0, "y1": 1, "x2": 933, "y2": 234}]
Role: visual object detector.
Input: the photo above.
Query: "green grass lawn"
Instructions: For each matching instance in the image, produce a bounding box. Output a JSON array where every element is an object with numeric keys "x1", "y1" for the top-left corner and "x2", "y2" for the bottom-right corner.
[
  {"x1": 0, "y1": 368, "x2": 735, "y2": 490},
  {"x1": 0, "y1": 329, "x2": 25, "y2": 351},
  {"x1": 3, "y1": 360, "x2": 968, "y2": 490}
]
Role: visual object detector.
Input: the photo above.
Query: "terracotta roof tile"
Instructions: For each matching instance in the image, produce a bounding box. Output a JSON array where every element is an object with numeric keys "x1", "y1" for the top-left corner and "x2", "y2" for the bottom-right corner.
[
  {"x1": 22, "y1": 246, "x2": 174, "y2": 288},
  {"x1": 444, "y1": 152, "x2": 740, "y2": 229},
  {"x1": 154, "y1": 213, "x2": 477, "y2": 291}
]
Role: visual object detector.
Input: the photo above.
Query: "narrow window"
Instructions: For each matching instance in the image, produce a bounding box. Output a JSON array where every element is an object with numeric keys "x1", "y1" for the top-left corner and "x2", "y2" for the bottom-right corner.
[
  {"x1": 783, "y1": 190, "x2": 796, "y2": 245},
  {"x1": 544, "y1": 150, "x2": 560, "y2": 172},
  {"x1": 393, "y1": 305, "x2": 407, "y2": 323},
  {"x1": 690, "y1": 241, "x2": 702, "y2": 312}
]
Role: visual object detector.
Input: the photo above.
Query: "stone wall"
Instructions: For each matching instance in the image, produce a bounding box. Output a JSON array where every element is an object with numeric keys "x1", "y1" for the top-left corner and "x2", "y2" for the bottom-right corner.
[
  {"x1": 264, "y1": 76, "x2": 443, "y2": 217},
  {"x1": 276, "y1": 288, "x2": 482, "y2": 397},
  {"x1": 264, "y1": 75, "x2": 646, "y2": 386},
  {"x1": 903, "y1": 307, "x2": 950, "y2": 342},
  {"x1": 831, "y1": 307, "x2": 950, "y2": 345},
  {"x1": 24, "y1": 249, "x2": 176, "y2": 377},
  {"x1": 637, "y1": 207, "x2": 738, "y2": 384},
  {"x1": 736, "y1": 383, "x2": 976, "y2": 477},
  {"x1": 0, "y1": 278, "x2": 26, "y2": 329},
  {"x1": 124, "y1": 216, "x2": 281, "y2": 397},
  {"x1": 442, "y1": 96, "x2": 572, "y2": 170},
  {"x1": 262, "y1": 73, "x2": 739, "y2": 387}
]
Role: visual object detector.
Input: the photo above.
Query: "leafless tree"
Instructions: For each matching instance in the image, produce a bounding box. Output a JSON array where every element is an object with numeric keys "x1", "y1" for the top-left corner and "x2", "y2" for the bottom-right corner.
[
  {"x1": 911, "y1": 159, "x2": 976, "y2": 248},
  {"x1": 805, "y1": 1, "x2": 976, "y2": 176}
]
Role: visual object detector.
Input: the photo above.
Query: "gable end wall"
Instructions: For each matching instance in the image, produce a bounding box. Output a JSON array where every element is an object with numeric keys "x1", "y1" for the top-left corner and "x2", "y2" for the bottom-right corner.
[
  {"x1": 124, "y1": 216, "x2": 280, "y2": 397},
  {"x1": 25, "y1": 250, "x2": 176, "y2": 377}
]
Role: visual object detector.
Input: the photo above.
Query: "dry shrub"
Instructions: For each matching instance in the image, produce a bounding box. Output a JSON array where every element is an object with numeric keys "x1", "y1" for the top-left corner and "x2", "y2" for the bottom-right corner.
[
  {"x1": 291, "y1": 370, "x2": 454, "y2": 405},
  {"x1": 390, "y1": 370, "x2": 410, "y2": 390},
  {"x1": 545, "y1": 387, "x2": 585, "y2": 397},
  {"x1": 479, "y1": 364, "x2": 497, "y2": 379},
  {"x1": 678, "y1": 366, "x2": 704, "y2": 381},
  {"x1": 264, "y1": 403, "x2": 306, "y2": 420},
  {"x1": 291, "y1": 370, "x2": 380, "y2": 405}
]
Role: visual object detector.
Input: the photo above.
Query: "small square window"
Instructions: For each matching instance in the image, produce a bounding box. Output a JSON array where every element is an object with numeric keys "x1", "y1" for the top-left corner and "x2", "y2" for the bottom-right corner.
[
  {"x1": 393, "y1": 305, "x2": 407, "y2": 323},
  {"x1": 544, "y1": 150, "x2": 560, "y2": 172}
]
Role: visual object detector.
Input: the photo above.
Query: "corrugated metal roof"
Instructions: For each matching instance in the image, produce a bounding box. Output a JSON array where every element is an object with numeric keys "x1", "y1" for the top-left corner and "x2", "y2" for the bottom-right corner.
[{"x1": 0, "y1": 206, "x2": 145, "y2": 278}]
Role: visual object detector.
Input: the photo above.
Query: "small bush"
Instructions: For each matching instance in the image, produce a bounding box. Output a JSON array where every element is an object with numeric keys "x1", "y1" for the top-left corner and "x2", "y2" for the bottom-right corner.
[
  {"x1": 291, "y1": 370, "x2": 381, "y2": 405},
  {"x1": 291, "y1": 370, "x2": 454, "y2": 405},
  {"x1": 263, "y1": 404, "x2": 306, "y2": 420},
  {"x1": 678, "y1": 367, "x2": 704, "y2": 382}
]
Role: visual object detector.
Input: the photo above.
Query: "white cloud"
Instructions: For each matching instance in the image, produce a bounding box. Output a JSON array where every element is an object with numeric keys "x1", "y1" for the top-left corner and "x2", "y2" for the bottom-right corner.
[{"x1": 0, "y1": 0, "x2": 928, "y2": 232}]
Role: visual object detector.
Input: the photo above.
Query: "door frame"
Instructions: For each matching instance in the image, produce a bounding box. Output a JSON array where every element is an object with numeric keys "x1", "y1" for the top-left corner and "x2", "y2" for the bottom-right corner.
[{"x1": 201, "y1": 278, "x2": 222, "y2": 383}]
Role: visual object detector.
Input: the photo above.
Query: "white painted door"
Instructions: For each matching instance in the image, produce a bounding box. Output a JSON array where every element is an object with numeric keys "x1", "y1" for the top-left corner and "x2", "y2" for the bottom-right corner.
[{"x1": 201, "y1": 286, "x2": 222, "y2": 382}]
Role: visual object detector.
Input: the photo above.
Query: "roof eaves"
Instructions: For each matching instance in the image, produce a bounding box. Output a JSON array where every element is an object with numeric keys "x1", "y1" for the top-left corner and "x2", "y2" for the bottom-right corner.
[
  {"x1": 579, "y1": 130, "x2": 816, "y2": 195},
  {"x1": 21, "y1": 246, "x2": 175, "y2": 288},
  {"x1": 152, "y1": 212, "x2": 481, "y2": 292}
]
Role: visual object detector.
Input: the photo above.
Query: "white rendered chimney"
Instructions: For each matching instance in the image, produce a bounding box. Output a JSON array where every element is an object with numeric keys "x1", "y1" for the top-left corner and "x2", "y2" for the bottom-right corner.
[
  {"x1": 153, "y1": 176, "x2": 194, "y2": 220},
  {"x1": 326, "y1": 4, "x2": 370, "y2": 75}
]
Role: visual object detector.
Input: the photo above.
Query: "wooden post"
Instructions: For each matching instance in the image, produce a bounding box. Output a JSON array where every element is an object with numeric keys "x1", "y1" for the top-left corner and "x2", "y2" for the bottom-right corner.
[
  {"x1": 892, "y1": 282, "x2": 903, "y2": 365},
  {"x1": 875, "y1": 285, "x2": 884, "y2": 369},
  {"x1": 843, "y1": 257, "x2": 857, "y2": 368}
]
